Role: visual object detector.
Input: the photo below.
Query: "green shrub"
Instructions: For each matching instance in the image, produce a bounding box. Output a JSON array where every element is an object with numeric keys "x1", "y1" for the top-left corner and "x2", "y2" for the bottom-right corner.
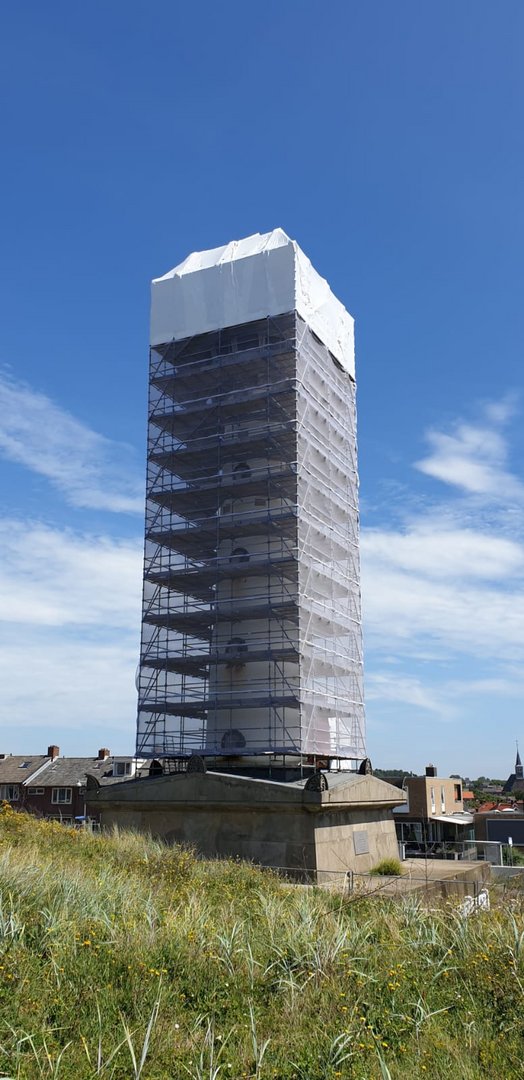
[{"x1": 369, "y1": 857, "x2": 403, "y2": 876}]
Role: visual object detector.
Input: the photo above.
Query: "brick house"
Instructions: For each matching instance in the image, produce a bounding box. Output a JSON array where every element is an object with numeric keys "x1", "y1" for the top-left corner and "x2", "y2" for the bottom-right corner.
[
  {"x1": 0, "y1": 752, "x2": 51, "y2": 806},
  {"x1": 0, "y1": 746, "x2": 147, "y2": 824}
]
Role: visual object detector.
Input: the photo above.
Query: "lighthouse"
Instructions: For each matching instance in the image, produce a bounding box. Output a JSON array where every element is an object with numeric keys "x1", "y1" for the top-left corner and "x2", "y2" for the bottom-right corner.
[{"x1": 136, "y1": 230, "x2": 365, "y2": 770}]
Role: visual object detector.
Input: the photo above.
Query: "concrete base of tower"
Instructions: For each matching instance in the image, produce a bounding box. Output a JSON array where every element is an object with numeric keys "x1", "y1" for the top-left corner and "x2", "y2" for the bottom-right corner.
[{"x1": 86, "y1": 770, "x2": 406, "y2": 878}]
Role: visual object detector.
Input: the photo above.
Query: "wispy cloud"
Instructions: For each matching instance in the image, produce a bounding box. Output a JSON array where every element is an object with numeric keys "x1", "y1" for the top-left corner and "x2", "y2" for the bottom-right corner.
[
  {"x1": 364, "y1": 525, "x2": 524, "y2": 582},
  {"x1": 0, "y1": 373, "x2": 143, "y2": 512},
  {"x1": 415, "y1": 401, "x2": 524, "y2": 502},
  {"x1": 0, "y1": 519, "x2": 143, "y2": 627},
  {"x1": 362, "y1": 554, "x2": 524, "y2": 662},
  {"x1": 366, "y1": 673, "x2": 457, "y2": 719}
]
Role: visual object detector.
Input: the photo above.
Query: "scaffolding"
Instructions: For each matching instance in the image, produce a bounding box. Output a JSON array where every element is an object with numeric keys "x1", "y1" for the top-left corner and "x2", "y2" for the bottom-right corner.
[{"x1": 136, "y1": 310, "x2": 365, "y2": 762}]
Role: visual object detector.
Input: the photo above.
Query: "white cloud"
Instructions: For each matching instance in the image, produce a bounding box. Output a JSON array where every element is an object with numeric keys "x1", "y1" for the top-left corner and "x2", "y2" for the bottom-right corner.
[
  {"x1": 366, "y1": 673, "x2": 456, "y2": 719},
  {"x1": 415, "y1": 407, "x2": 524, "y2": 502},
  {"x1": 0, "y1": 373, "x2": 143, "y2": 513},
  {"x1": 0, "y1": 520, "x2": 143, "y2": 749},
  {"x1": 0, "y1": 520, "x2": 142, "y2": 628},
  {"x1": 363, "y1": 525, "x2": 524, "y2": 582},
  {"x1": 360, "y1": 401, "x2": 522, "y2": 756},
  {"x1": 0, "y1": 635, "x2": 139, "y2": 735},
  {"x1": 362, "y1": 544, "x2": 524, "y2": 662}
]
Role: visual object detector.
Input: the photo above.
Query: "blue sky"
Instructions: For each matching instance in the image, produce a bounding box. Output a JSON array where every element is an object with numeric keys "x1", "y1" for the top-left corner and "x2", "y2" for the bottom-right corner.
[{"x1": 1, "y1": 1, "x2": 523, "y2": 777}]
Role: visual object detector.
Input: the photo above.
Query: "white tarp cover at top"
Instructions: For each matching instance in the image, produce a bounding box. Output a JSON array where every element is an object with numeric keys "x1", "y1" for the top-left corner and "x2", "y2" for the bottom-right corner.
[{"x1": 150, "y1": 228, "x2": 355, "y2": 377}]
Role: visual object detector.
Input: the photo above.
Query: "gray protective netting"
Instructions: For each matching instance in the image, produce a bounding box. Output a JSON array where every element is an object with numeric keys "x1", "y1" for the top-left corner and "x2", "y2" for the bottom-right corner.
[{"x1": 136, "y1": 312, "x2": 365, "y2": 761}]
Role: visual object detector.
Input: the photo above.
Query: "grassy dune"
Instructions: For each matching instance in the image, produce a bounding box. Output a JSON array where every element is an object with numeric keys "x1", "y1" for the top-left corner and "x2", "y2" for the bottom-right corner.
[{"x1": 0, "y1": 805, "x2": 524, "y2": 1078}]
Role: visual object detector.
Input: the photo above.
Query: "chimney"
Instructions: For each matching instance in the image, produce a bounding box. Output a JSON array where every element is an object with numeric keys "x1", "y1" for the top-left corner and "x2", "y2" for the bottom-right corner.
[
  {"x1": 47, "y1": 745, "x2": 60, "y2": 760},
  {"x1": 98, "y1": 748, "x2": 110, "y2": 761},
  {"x1": 425, "y1": 764, "x2": 437, "y2": 778}
]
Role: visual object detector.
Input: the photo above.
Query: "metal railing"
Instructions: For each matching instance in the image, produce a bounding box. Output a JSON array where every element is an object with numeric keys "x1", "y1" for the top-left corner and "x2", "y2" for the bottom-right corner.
[{"x1": 397, "y1": 838, "x2": 520, "y2": 866}]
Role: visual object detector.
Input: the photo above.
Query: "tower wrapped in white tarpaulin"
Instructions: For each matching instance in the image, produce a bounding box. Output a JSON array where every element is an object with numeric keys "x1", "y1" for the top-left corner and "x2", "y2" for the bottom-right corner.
[{"x1": 136, "y1": 229, "x2": 366, "y2": 765}]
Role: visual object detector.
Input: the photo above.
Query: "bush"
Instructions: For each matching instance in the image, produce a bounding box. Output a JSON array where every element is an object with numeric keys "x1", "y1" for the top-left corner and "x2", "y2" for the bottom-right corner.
[{"x1": 370, "y1": 857, "x2": 403, "y2": 876}]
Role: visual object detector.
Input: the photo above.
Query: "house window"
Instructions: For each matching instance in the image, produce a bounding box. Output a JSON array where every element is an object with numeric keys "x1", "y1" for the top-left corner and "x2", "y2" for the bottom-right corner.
[
  {"x1": 430, "y1": 786, "x2": 436, "y2": 814},
  {"x1": 440, "y1": 786, "x2": 446, "y2": 812},
  {"x1": 454, "y1": 783, "x2": 462, "y2": 802},
  {"x1": 0, "y1": 785, "x2": 19, "y2": 802},
  {"x1": 51, "y1": 788, "x2": 72, "y2": 804},
  {"x1": 27, "y1": 787, "x2": 44, "y2": 796},
  {"x1": 114, "y1": 762, "x2": 132, "y2": 777}
]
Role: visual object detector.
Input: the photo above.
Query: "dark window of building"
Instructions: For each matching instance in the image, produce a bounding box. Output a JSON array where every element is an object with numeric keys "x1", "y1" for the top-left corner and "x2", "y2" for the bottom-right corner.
[
  {"x1": 27, "y1": 787, "x2": 44, "y2": 796},
  {"x1": 230, "y1": 547, "x2": 249, "y2": 564},
  {"x1": 51, "y1": 788, "x2": 72, "y2": 804},
  {"x1": 221, "y1": 728, "x2": 247, "y2": 750},
  {"x1": 0, "y1": 785, "x2": 19, "y2": 801},
  {"x1": 233, "y1": 462, "x2": 251, "y2": 480},
  {"x1": 225, "y1": 637, "x2": 248, "y2": 660},
  {"x1": 114, "y1": 762, "x2": 132, "y2": 777},
  {"x1": 454, "y1": 784, "x2": 462, "y2": 802}
]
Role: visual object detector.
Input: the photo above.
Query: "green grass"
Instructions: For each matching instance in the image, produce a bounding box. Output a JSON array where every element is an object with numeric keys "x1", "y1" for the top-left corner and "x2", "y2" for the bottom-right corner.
[
  {"x1": 369, "y1": 859, "x2": 403, "y2": 877},
  {"x1": 1, "y1": 804, "x2": 524, "y2": 1078}
]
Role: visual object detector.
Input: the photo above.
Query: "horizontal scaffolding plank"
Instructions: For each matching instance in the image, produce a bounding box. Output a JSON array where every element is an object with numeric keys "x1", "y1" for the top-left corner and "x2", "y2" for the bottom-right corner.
[
  {"x1": 144, "y1": 555, "x2": 298, "y2": 599},
  {"x1": 142, "y1": 598, "x2": 300, "y2": 637},
  {"x1": 147, "y1": 465, "x2": 297, "y2": 516},
  {"x1": 150, "y1": 339, "x2": 296, "y2": 394},
  {"x1": 149, "y1": 380, "x2": 295, "y2": 436},
  {"x1": 140, "y1": 645, "x2": 301, "y2": 677},
  {"x1": 139, "y1": 693, "x2": 301, "y2": 718},
  {"x1": 147, "y1": 507, "x2": 298, "y2": 553},
  {"x1": 149, "y1": 426, "x2": 296, "y2": 478}
]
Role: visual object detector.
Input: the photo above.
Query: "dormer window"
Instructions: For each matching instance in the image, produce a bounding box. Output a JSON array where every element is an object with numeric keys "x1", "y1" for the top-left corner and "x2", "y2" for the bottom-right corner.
[{"x1": 114, "y1": 761, "x2": 133, "y2": 777}]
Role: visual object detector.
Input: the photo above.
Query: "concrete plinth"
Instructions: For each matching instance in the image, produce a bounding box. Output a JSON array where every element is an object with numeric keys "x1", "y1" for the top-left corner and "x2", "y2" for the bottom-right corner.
[{"x1": 87, "y1": 770, "x2": 406, "y2": 877}]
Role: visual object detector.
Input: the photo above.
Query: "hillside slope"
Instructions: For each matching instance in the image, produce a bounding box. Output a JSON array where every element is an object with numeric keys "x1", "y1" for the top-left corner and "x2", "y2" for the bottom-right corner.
[{"x1": 0, "y1": 805, "x2": 522, "y2": 1079}]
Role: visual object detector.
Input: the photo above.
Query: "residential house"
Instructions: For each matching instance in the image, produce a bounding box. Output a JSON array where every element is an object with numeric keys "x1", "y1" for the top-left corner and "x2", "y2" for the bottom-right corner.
[
  {"x1": 392, "y1": 764, "x2": 475, "y2": 858},
  {"x1": 0, "y1": 751, "x2": 52, "y2": 806},
  {"x1": 0, "y1": 746, "x2": 147, "y2": 824}
]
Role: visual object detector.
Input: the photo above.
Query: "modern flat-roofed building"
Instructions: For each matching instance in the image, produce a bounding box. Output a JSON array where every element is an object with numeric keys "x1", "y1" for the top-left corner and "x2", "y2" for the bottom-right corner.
[
  {"x1": 136, "y1": 229, "x2": 365, "y2": 770},
  {"x1": 393, "y1": 764, "x2": 475, "y2": 857}
]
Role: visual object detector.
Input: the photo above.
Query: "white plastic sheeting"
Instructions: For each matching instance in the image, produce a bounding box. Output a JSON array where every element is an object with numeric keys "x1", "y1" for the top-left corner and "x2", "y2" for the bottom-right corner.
[{"x1": 150, "y1": 229, "x2": 355, "y2": 377}]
